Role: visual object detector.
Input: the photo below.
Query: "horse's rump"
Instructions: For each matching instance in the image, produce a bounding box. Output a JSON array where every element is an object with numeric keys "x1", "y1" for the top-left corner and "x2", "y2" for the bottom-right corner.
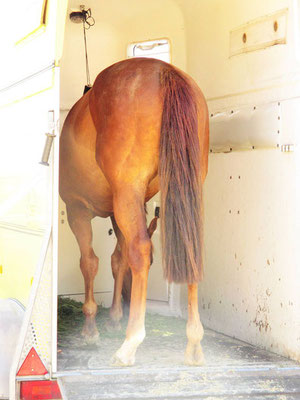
[{"x1": 88, "y1": 58, "x2": 207, "y2": 283}]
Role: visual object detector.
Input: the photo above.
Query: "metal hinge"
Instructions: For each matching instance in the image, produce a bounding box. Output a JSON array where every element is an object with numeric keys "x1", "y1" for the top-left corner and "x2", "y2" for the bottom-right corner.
[{"x1": 40, "y1": 110, "x2": 56, "y2": 166}]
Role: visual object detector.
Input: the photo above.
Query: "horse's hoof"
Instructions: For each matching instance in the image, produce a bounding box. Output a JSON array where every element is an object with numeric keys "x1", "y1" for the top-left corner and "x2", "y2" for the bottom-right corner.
[
  {"x1": 81, "y1": 329, "x2": 100, "y2": 345},
  {"x1": 111, "y1": 351, "x2": 135, "y2": 367},
  {"x1": 184, "y1": 346, "x2": 205, "y2": 366},
  {"x1": 84, "y1": 335, "x2": 100, "y2": 346},
  {"x1": 105, "y1": 319, "x2": 122, "y2": 332},
  {"x1": 184, "y1": 355, "x2": 205, "y2": 366}
]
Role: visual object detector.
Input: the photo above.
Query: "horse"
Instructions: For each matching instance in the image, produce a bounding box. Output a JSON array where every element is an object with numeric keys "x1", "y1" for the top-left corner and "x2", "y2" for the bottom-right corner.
[
  {"x1": 59, "y1": 57, "x2": 209, "y2": 366},
  {"x1": 109, "y1": 210, "x2": 159, "y2": 330}
]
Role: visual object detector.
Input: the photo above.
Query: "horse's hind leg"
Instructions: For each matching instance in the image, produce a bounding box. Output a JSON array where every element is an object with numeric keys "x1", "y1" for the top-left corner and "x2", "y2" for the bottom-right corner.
[
  {"x1": 185, "y1": 283, "x2": 205, "y2": 365},
  {"x1": 107, "y1": 217, "x2": 131, "y2": 331},
  {"x1": 66, "y1": 203, "x2": 99, "y2": 344},
  {"x1": 111, "y1": 189, "x2": 151, "y2": 366},
  {"x1": 108, "y1": 214, "x2": 158, "y2": 332}
]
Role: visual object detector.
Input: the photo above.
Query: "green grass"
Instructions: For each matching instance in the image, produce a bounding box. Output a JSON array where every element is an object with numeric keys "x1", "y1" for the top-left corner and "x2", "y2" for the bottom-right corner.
[{"x1": 57, "y1": 296, "x2": 186, "y2": 348}]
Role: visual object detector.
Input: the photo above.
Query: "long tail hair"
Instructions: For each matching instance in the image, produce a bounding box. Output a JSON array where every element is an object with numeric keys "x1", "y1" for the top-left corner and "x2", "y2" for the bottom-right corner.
[{"x1": 159, "y1": 68, "x2": 203, "y2": 284}]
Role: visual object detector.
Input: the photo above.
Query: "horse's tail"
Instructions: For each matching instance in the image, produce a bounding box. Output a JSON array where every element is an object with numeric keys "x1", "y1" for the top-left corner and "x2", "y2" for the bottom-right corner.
[{"x1": 159, "y1": 68, "x2": 203, "y2": 284}]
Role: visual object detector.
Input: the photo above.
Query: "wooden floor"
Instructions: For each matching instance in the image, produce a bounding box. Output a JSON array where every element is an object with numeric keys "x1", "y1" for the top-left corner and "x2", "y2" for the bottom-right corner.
[{"x1": 57, "y1": 308, "x2": 300, "y2": 399}]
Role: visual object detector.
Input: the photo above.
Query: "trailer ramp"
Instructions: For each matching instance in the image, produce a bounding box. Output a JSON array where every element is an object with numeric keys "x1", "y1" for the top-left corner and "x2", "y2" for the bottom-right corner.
[{"x1": 59, "y1": 364, "x2": 300, "y2": 400}]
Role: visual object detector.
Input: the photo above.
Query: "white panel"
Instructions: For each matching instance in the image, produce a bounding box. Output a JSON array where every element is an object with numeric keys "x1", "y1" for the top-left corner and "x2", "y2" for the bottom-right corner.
[
  {"x1": 0, "y1": 0, "x2": 58, "y2": 90},
  {"x1": 202, "y1": 149, "x2": 300, "y2": 362},
  {"x1": 281, "y1": 97, "x2": 300, "y2": 144},
  {"x1": 230, "y1": 9, "x2": 288, "y2": 57},
  {"x1": 0, "y1": 71, "x2": 57, "y2": 307},
  {"x1": 210, "y1": 102, "x2": 281, "y2": 152},
  {"x1": 175, "y1": 0, "x2": 294, "y2": 103},
  {"x1": 0, "y1": 68, "x2": 54, "y2": 108}
]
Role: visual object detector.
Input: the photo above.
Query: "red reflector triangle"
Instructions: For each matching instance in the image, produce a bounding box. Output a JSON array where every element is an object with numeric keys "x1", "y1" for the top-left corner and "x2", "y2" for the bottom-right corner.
[{"x1": 17, "y1": 347, "x2": 48, "y2": 376}]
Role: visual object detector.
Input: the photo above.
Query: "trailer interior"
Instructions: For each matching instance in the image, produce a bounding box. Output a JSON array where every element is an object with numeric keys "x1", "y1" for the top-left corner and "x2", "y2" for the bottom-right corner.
[
  {"x1": 56, "y1": 0, "x2": 300, "y2": 398},
  {"x1": 1, "y1": 0, "x2": 300, "y2": 399}
]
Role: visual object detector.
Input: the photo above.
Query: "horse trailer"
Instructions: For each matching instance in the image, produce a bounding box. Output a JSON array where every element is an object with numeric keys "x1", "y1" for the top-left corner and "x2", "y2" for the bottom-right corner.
[{"x1": 1, "y1": 0, "x2": 300, "y2": 399}]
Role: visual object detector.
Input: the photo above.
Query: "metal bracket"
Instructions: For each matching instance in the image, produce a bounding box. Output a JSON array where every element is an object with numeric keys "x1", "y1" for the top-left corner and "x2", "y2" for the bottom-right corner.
[
  {"x1": 281, "y1": 144, "x2": 294, "y2": 153},
  {"x1": 40, "y1": 111, "x2": 56, "y2": 166}
]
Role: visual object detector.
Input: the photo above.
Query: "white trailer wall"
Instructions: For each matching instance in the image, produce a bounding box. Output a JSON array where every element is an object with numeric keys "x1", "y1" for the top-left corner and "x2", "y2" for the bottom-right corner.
[{"x1": 176, "y1": 0, "x2": 300, "y2": 362}]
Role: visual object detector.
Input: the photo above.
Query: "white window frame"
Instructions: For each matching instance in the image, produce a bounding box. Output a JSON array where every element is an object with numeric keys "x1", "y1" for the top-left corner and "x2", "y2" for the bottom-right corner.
[{"x1": 127, "y1": 38, "x2": 171, "y2": 63}]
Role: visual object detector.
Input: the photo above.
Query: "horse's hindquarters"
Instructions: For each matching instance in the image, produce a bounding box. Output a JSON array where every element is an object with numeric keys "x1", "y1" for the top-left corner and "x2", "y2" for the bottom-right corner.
[{"x1": 59, "y1": 92, "x2": 113, "y2": 216}]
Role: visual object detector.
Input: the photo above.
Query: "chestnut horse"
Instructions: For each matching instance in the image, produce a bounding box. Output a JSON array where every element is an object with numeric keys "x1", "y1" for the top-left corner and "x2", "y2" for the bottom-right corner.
[{"x1": 59, "y1": 58, "x2": 209, "y2": 366}]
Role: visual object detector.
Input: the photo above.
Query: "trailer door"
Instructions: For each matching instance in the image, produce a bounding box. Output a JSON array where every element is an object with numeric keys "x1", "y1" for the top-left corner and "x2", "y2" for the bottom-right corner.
[{"x1": 0, "y1": 1, "x2": 67, "y2": 399}]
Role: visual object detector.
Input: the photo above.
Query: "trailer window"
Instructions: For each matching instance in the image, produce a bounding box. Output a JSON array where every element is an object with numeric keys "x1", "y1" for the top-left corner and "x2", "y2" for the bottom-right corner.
[
  {"x1": 127, "y1": 39, "x2": 171, "y2": 63},
  {"x1": 15, "y1": 0, "x2": 48, "y2": 45}
]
